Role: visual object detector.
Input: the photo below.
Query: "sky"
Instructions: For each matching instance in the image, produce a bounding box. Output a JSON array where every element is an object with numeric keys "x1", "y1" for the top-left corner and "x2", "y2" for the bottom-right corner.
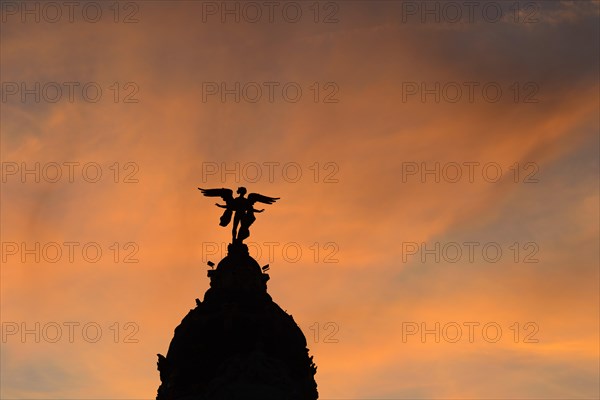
[{"x1": 1, "y1": 1, "x2": 599, "y2": 399}]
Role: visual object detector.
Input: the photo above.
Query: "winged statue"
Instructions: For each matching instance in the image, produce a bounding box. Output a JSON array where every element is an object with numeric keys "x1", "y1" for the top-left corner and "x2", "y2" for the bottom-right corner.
[{"x1": 198, "y1": 187, "x2": 279, "y2": 243}]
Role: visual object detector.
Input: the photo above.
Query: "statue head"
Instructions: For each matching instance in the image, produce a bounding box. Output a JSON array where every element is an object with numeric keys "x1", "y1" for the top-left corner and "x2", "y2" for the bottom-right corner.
[{"x1": 236, "y1": 187, "x2": 247, "y2": 196}]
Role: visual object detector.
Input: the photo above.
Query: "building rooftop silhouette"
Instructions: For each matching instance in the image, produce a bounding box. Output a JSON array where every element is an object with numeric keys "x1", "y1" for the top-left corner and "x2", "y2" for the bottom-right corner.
[{"x1": 156, "y1": 242, "x2": 318, "y2": 400}]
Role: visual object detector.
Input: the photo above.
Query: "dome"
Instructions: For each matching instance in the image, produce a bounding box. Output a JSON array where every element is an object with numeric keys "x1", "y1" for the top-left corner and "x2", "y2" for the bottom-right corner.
[{"x1": 157, "y1": 243, "x2": 318, "y2": 400}]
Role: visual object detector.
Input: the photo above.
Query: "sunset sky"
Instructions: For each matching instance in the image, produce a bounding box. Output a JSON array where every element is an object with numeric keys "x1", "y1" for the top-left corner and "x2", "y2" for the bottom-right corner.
[{"x1": 1, "y1": 1, "x2": 599, "y2": 399}]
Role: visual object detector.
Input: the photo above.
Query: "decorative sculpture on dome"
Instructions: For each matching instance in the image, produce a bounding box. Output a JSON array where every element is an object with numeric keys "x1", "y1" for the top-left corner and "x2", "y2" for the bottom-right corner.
[{"x1": 198, "y1": 187, "x2": 279, "y2": 243}]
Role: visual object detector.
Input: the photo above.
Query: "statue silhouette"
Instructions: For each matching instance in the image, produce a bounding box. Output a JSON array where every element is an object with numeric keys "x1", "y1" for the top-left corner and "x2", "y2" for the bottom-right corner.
[{"x1": 198, "y1": 187, "x2": 279, "y2": 243}]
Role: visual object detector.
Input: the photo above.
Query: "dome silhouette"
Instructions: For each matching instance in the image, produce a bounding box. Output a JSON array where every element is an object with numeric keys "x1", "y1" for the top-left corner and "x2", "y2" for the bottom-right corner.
[{"x1": 157, "y1": 243, "x2": 318, "y2": 400}]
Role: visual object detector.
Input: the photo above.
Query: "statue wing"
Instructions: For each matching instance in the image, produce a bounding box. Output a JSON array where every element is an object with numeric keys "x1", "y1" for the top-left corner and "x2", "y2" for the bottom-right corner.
[
  {"x1": 247, "y1": 193, "x2": 280, "y2": 206},
  {"x1": 198, "y1": 187, "x2": 234, "y2": 203}
]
